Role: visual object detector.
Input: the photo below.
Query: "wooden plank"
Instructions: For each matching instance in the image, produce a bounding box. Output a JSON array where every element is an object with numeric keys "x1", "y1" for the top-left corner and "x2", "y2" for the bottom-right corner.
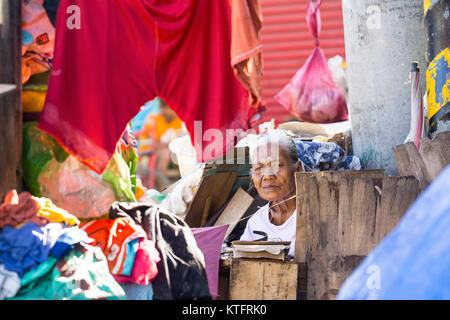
[
  {"x1": 0, "y1": 0, "x2": 22, "y2": 200},
  {"x1": 392, "y1": 144, "x2": 415, "y2": 176},
  {"x1": 213, "y1": 187, "x2": 254, "y2": 239},
  {"x1": 294, "y1": 170, "x2": 421, "y2": 300},
  {"x1": 184, "y1": 172, "x2": 237, "y2": 228},
  {"x1": 433, "y1": 131, "x2": 450, "y2": 163},
  {"x1": 200, "y1": 196, "x2": 212, "y2": 227},
  {"x1": 229, "y1": 259, "x2": 298, "y2": 300},
  {"x1": 294, "y1": 173, "x2": 309, "y2": 263},
  {"x1": 393, "y1": 131, "x2": 450, "y2": 189},
  {"x1": 420, "y1": 136, "x2": 448, "y2": 183},
  {"x1": 295, "y1": 170, "x2": 385, "y2": 263},
  {"x1": 375, "y1": 176, "x2": 419, "y2": 245},
  {"x1": 349, "y1": 178, "x2": 379, "y2": 256},
  {"x1": 404, "y1": 142, "x2": 431, "y2": 187}
]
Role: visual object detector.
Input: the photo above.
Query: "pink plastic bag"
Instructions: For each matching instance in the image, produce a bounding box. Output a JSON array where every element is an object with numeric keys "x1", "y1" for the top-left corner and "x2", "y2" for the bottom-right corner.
[{"x1": 275, "y1": 0, "x2": 348, "y2": 123}]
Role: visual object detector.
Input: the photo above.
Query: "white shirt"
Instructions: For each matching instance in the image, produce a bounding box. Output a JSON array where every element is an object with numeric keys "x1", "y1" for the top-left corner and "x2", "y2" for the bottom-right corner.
[{"x1": 239, "y1": 203, "x2": 296, "y2": 257}]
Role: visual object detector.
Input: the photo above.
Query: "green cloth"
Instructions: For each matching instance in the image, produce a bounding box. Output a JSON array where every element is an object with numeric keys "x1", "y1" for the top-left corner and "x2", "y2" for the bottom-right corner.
[{"x1": 9, "y1": 244, "x2": 126, "y2": 300}]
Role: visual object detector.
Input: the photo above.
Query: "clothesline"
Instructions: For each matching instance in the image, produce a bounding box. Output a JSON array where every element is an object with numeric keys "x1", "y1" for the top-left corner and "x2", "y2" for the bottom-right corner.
[{"x1": 235, "y1": 194, "x2": 297, "y2": 224}]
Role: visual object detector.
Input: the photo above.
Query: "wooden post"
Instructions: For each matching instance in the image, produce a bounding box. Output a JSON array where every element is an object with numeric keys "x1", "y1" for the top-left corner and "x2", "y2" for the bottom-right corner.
[{"x1": 0, "y1": 0, "x2": 22, "y2": 200}]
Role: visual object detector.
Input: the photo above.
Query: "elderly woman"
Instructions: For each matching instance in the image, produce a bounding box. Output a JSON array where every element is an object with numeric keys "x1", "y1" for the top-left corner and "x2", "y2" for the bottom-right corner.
[{"x1": 240, "y1": 134, "x2": 302, "y2": 256}]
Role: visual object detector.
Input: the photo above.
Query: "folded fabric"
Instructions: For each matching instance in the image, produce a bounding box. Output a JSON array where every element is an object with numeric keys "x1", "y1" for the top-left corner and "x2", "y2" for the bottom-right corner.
[
  {"x1": 295, "y1": 140, "x2": 361, "y2": 172},
  {"x1": 0, "y1": 264, "x2": 20, "y2": 300},
  {"x1": 50, "y1": 227, "x2": 94, "y2": 259},
  {"x1": 113, "y1": 238, "x2": 160, "y2": 285},
  {"x1": 0, "y1": 190, "x2": 49, "y2": 230},
  {"x1": 33, "y1": 196, "x2": 80, "y2": 226},
  {"x1": 10, "y1": 243, "x2": 126, "y2": 300},
  {"x1": 0, "y1": 222, "x2": 63, "y2": 276},
  {"x1": 80, "y1": 218, "x2": 147, "y2": 275}
]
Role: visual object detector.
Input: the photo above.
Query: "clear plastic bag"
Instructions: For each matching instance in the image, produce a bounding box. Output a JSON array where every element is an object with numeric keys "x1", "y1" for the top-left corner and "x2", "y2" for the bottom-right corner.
[
  {"x1": 23, "y1": 122, "x2": 137, "y2": 219},
  {"x1": 275, "y1": 0, "x2": 348, "y2": 123}
]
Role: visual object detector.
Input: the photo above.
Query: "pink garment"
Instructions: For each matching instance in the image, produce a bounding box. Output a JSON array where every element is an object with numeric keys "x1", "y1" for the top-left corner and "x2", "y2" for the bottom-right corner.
[
  {"x1": 191, "y1": 225, "x2": 229, "y2": 298},
  {"x1": 38, "y1": 0, "x2": 251, "y2": 174},
  {"x1": 113, "y1": 238, "x2": 160, "y2": 285}
]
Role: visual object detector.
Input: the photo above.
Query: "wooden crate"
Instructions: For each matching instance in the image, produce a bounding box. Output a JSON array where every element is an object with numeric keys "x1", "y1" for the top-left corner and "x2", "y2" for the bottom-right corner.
[
  {"x1": 295, "y1": 170, "x2": 420, "y2": 300},
  {"x1": 229, "y1": 258, "x2": 298, "y2": 300}
]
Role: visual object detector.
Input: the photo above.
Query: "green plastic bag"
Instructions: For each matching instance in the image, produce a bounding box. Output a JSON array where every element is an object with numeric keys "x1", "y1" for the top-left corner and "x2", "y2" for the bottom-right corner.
[
  {"x1": 23, "y1": 122, "x2": 137, "y2": 219},
  {"x1": 23, "y1": 121, "x2": 69, "y2": 197}
]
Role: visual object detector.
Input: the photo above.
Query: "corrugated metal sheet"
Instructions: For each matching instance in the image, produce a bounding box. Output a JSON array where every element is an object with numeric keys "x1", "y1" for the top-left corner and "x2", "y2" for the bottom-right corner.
[{"x1": 260, "y1": 0, "x2": 346, "y2": 124}]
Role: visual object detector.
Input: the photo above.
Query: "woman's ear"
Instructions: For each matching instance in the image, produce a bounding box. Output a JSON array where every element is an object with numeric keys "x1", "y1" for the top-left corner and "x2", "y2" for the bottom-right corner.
[{"x1": 296, "y1": 161, "x2": 303, "y2": 173}]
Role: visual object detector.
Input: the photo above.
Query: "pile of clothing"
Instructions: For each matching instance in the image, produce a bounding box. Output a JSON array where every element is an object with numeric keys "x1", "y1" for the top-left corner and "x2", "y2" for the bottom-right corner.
[
  {"x1": 0, "y1": 190, "x2": 125, "y2": 300},
  {"x1": 0, "y1": 189, "x2": 212, "y2": 300}
]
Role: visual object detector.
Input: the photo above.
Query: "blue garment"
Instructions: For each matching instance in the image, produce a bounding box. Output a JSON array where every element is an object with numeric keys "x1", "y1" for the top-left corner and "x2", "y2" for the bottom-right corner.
[
  {"x1": 295, "y1": 140, "x2": 361, "y2": 172},
  {"x1": 121, "y1": 238, "x2": 140, "y2": 276},
  {"x1": 337, "y1": 165, "x2": 450, "y2": 300},
  {"x1": 120, "y1": 283, "x2": 154, "y2": 300},
  {"x1": 0, "y1": 223, "x2": 63, "y2": 277},
  {"x1": 50, "y1": 227, "x2": 93, "y2": 259}
]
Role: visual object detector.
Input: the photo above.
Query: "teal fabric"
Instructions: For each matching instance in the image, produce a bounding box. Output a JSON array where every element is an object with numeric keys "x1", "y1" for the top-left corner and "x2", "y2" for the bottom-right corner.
[
  {"x1": 9, "y1": 244, "x2": 126, "y2": 300},
  {"x1": 120, "y1": 238, "x2": 140, "y2": 276}
]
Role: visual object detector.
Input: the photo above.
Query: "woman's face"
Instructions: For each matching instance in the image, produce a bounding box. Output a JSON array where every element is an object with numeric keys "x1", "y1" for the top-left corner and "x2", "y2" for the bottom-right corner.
[{"x1": 250, "y1": 144, "x2": 299, "y2": 202}]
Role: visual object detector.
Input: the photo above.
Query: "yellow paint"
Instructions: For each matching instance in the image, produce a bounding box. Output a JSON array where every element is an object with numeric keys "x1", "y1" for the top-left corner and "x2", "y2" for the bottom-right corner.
[
  {"x1": 424, "y1": 0, "x2": 431, "y2": 14},
  {"x1": 427, "y1": 48, "x2": 450, "y2": 120}
]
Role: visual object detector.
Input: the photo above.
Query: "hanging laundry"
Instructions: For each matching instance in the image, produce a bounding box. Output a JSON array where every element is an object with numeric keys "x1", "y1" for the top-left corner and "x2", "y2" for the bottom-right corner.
[
  {"x1": 9, "y1": 243, "x2": 126, "y2": 300},
  {"x1": 80, "y1": 218, "x2": 148, "y2": 276},
  {"x1": 113, "y1": 238, "x2": 160, "y2": 285},
  {"x1": 38, "y1": 0, "x2": 253, "y2": 174},
  {"x1": 0, "y1": 190, "x2": 49, "y2": 230},
  {"x1": 109, "y1": 202, "x2": 211, "y2": 300},
  {"x1": 0, "y1": 223, "x2": 63, "y2": 277},
  {"x1": 231, "y1": 0, "x2": 264, "y2": 107},
  {"x1": 0, "y1": 264, "x2": 20, "y2": 300}
]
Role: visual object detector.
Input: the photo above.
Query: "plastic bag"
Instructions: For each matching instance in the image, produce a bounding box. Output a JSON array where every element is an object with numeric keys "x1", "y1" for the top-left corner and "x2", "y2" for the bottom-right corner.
[
  {"x1": 22, "y1": 71, "x2": 49, "y2": 112},
  {"x1": 23, "y1": 122, "x2": 137, "y2": 219},
  {"x1": 275, "y1": 0, "x2": 348, "y2": 123}
]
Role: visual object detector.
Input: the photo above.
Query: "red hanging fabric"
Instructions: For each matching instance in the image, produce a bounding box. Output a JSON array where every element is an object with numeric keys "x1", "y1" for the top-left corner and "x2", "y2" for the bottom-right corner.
[{"x1": 38, "y1": 0, "x2": 250, "y2": 174}]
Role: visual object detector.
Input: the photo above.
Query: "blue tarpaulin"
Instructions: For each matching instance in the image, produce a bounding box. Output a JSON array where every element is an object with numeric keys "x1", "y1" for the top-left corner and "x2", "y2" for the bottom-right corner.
[{"x1": 337, "y1": 165, "x2": 450, "y2": 300}]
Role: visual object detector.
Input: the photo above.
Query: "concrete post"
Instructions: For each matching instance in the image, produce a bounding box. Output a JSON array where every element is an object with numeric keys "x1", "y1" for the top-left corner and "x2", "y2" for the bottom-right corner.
[{"x1": 342, "y1": 0, "x2": 426, "y2": 175}]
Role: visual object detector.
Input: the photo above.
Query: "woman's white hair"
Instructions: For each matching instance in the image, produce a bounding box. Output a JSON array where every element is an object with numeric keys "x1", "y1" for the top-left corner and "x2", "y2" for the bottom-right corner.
[{"x1": 249, "y1": 133, "x2": 299, "y2": 166}]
